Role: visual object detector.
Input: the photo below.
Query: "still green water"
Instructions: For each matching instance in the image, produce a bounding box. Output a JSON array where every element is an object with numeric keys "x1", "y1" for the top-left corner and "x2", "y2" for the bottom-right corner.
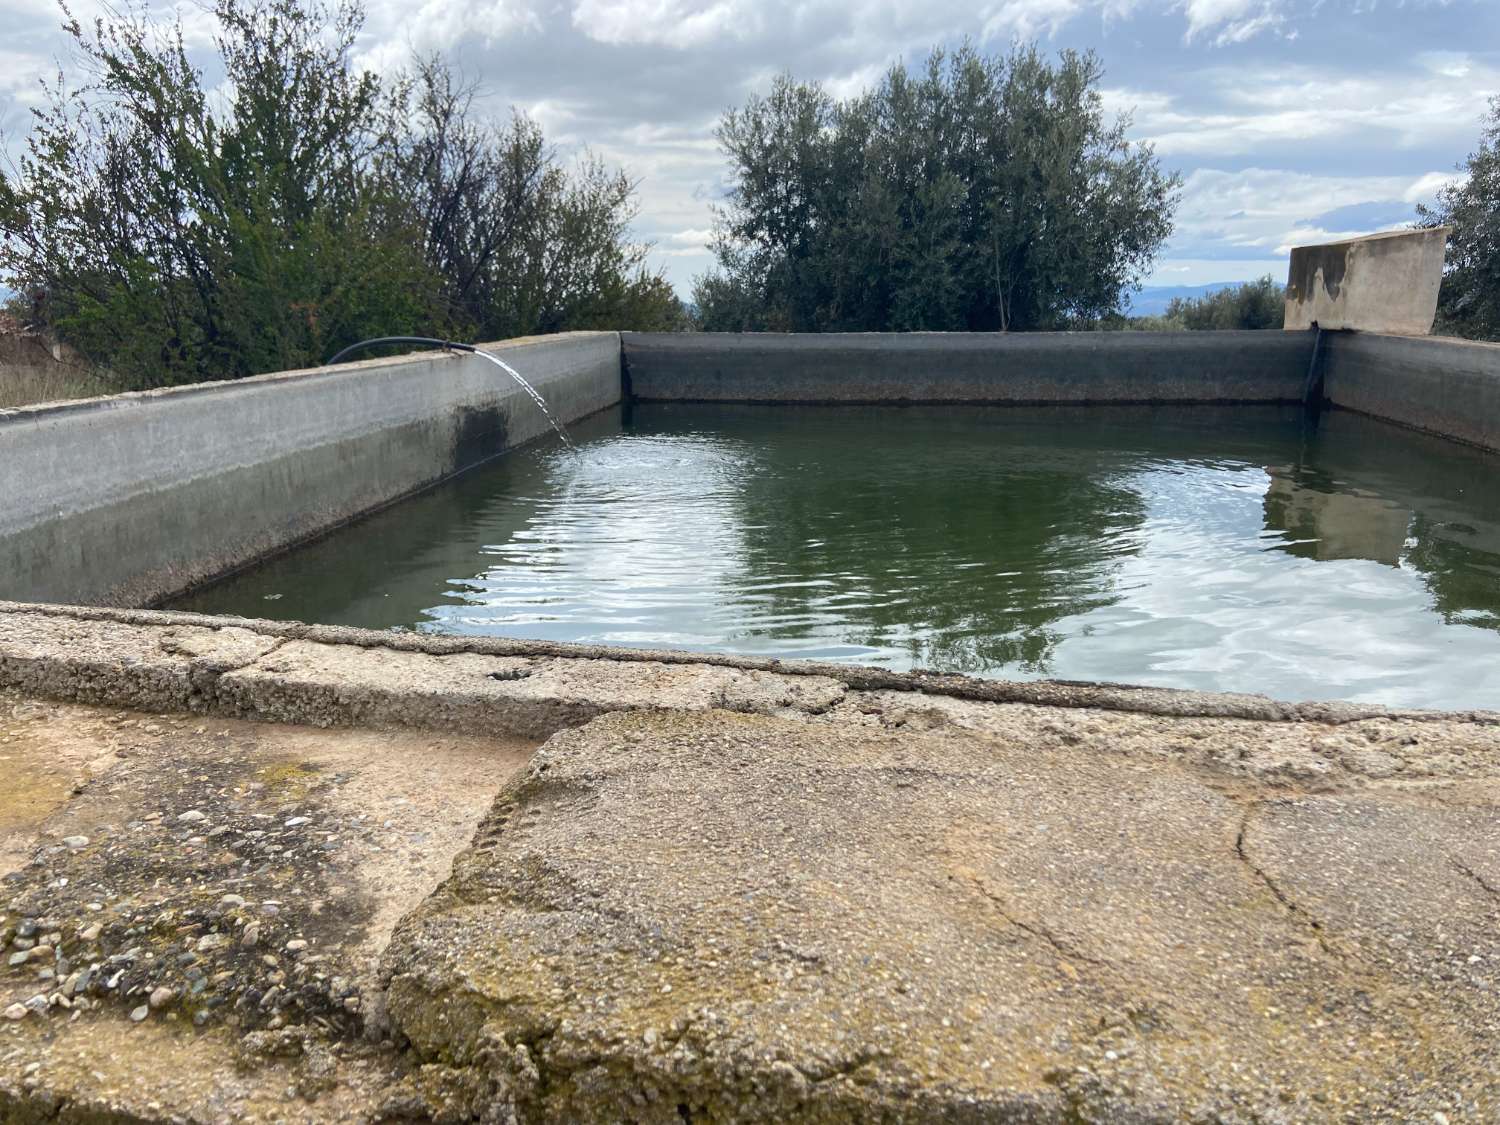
[{"x1": 174, "y1": 404, "x2": 1500, "y2": 709}]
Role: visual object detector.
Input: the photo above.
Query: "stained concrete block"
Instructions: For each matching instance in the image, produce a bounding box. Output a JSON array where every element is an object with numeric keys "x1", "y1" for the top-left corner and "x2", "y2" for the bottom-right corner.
[{"x1": 1285, "y1": 227, "x2": 1448, "y2": 335}]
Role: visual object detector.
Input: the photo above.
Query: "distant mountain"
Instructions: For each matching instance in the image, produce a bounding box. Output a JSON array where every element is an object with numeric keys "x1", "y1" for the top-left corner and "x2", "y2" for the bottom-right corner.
[{"x1": 1126, "y1": 282, "x2": 1243, "y2": 318}]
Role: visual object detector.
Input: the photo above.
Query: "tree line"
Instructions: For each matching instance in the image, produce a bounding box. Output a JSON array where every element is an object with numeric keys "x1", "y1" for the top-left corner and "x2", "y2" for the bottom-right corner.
[
  {"x1": 3, "y1": 0, "x2": 1498, "y2": 394},
  {"x1": 0, "y1": 0, "x2": 686, "y2": 389},
  {"x1": 1114, "y1": 276, "x2": 1286, "y2": 332}
]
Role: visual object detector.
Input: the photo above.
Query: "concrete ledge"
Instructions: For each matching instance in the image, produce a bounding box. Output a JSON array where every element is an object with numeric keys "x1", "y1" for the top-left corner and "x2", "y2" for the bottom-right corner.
[
  {"x1": 6, "y1": 600, "x2": 1496, "y2": 729},
  {"x1": 1324, "y1": 331, "x2": 1500, "y2": 454},
  {"x1": 623, "y1": 331, "x2": 1315, "y2": 404},
  {"x1": 0, "y1": 332, "x2": 621, "y2": 608}
]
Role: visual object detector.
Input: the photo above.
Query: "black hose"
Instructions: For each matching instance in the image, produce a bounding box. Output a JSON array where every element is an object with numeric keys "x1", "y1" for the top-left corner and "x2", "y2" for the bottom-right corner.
[
  {"x1": 1300, "y1": 324, "x2": 1325, "y2": 411},
  {"x1": 324, "y1": 336, "x2": 476, "y2": 367}
]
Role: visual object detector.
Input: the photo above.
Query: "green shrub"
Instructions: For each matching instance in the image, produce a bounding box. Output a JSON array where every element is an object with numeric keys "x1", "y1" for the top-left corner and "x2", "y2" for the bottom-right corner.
[{"x1": 0, "y1": 0, "x2": 684, "y2": 391}]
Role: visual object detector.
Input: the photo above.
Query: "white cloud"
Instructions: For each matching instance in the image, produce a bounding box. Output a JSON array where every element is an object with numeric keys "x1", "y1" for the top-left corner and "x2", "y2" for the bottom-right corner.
[
  {"x1": 357, "y1": 0, "x2": 540, "y2": 71},
  {"x1": 1123, "y1": 60, "x2": 1499, "y2": 156},
  {"x1": 1144, "y1": 258, "x2": 1288, "y2": 284},
  {"x1": 0, "y1": 48, "x2": 52, "y2": 108},
  {"x1": 1169, "y1": 167, "x2": 1454, "y2": 262},
  {"x1": 824, "y1": 62, "x2": 889, "y2": 101},
  {"x1": 569, "y1": 0, "x2": 1288, "y2": 53},
  {"x1": 1402, "y1": 171, "x2": 1464, "y2": 202},
  {"x1": 1180, "y1": 0, "x2": 1285, "y2": 45},
  {"x1": 571, "y1": 0, "x2": 765, "y2": 48},
  {"x1": 1100, "y1": 86, "x2": 1176, "y2": 121},
  {"x1": 977, "y1": 0, "x2": 1085, "y2": 39},
  {"x1": 1419, "y1": 50, "x2": 1472, "y2": 78}
]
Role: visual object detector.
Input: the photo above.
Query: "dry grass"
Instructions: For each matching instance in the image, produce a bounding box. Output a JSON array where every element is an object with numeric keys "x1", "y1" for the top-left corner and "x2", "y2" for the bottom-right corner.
[
  {"x1": 0, "y1": 319, "x2": 113, "y2": 408},
  {"x1": 0, "y1": 362, "x2": 109, "y2": 409}
]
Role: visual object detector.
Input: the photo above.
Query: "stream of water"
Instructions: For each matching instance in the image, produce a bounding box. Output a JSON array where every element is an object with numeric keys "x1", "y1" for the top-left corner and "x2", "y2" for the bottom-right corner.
[{"x1": 472, "y1": 350, "x2": 574, "y2": 449}]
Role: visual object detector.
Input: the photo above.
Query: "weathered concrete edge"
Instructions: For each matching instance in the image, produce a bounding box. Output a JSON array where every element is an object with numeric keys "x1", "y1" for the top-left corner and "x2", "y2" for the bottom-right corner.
[
  {"x1": 621, "y1": 330, "x2": 1316, "y2": 405},
  {"x1": 3, "y1": 600, "x2": 1494, "y2": 729},
  {"x1": 0, "y1": 331, "x2": 612, "y2": 422}
]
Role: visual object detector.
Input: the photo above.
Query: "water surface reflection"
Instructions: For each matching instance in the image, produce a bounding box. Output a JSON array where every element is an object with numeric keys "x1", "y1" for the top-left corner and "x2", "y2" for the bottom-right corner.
[{"x1": 173, "y1": 404, "x2": 1500, "y2": 708}]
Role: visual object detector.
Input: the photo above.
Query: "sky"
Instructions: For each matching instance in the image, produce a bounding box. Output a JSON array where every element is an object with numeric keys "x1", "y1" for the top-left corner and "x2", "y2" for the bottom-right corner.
[{"x1": 2, "y1": 0, "x2": 1497, "y2": 298}]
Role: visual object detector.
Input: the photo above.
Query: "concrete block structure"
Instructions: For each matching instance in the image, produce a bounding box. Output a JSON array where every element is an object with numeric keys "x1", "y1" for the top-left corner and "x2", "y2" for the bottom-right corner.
[{"x1": 1284, "y1": 226, "x2": 1449, "y2": 335}]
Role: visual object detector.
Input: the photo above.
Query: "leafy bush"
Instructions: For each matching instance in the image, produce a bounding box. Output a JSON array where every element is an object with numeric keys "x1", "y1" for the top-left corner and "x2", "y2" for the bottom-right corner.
[
  {"x1": 1164, "y1": 276, "x2": 1285, "y2": 330},
  {"x1": 389, "y1": 59, "x2": 687, "y2": 342},
  {"x1": 0, "y1": 0, "x2": 683, "y2": 390}
]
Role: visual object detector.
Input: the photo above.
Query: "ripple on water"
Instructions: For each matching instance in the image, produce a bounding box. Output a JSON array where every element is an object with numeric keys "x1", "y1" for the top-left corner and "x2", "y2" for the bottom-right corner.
[{"x1": 171, "y1": 405, "x2": 1500, "y2": 709}]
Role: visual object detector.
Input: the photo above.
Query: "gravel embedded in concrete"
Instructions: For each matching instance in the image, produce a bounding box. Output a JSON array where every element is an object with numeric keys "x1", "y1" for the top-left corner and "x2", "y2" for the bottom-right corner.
[
  {"x1": 1, "y1": 608, "x2": 1499, "y2": 1122},
  {"x1": 382, "y1": 708, "x2": 1500, "y2": 1123}
]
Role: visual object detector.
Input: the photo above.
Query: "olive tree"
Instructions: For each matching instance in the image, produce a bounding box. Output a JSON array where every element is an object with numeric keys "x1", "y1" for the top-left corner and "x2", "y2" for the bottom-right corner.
[
  {"x1": 694, "y1": 44, "x2": 1179, "y2": 333},
  {"x1": 389, "y1": 59, "x2": 686, "y2": 341},
  {"x1": 0, "y1": 0, "x2": 440, "y2": 386},
  {"x1": 1419, "y1": 97, "x2": 1500, "y2": 340}
]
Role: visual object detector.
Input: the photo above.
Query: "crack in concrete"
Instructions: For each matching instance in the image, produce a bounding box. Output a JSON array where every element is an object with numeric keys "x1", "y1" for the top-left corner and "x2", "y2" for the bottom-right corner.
[
  {"x1": 1449, "y1": 857, "x2": 1500, "y2": 905},
  {"x1": 195, "y1": 632, "x2": 292, "y2": 710},
  {"x1": 250, "y1": 634, "x2": 291, "y2": 664},
  {"x1": 959, "y1": 871, "x2": 1107, "y2": 969},
  {"x1": 1234, "y1": 804, "x2": 1345, "y2": 961}
]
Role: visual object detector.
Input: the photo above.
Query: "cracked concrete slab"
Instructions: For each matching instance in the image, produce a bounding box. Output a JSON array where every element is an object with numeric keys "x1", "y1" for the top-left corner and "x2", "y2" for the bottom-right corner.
[
  {"x1": 2, "y1": 604, "x2": 1500, "y2": 1122},
  {"x1": 381, "y1": 708, "x2": 1500, "y2": 1123},
  {"x1": 1245, "y1": 791, "x2": 1500, "y2": 1008}
]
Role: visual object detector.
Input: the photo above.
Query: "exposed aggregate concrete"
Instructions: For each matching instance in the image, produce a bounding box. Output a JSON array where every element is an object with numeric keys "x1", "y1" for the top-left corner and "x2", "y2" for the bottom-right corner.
[
  {"x1": 0, "y1": 689, "x2": 532, "y2": 1122},
  {"x1": 380, "y1": 709, "x2": 1500, "y2": 1123},
  {"x1": 0, "y1": 603, "x2": 1497, "y2": 1122}
]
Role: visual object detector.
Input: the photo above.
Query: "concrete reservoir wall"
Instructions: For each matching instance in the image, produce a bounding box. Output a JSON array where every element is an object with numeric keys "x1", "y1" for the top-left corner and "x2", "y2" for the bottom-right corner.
[
  {"x1": 0, "y1": 332, "x2": 621, "y2": 608},
  {"x1": 623, "y1": 330, "x2": 1500, "y2": 455},
  {"x1": 1322, "y1": 331, "x2": 1500, "y2": 453},
  {"x1": 4, "y1": 326, "x2": 1500, "y2": 612},
  {"x1": 622, "y1": 330, "x2": 1317, "y2": 404}
]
